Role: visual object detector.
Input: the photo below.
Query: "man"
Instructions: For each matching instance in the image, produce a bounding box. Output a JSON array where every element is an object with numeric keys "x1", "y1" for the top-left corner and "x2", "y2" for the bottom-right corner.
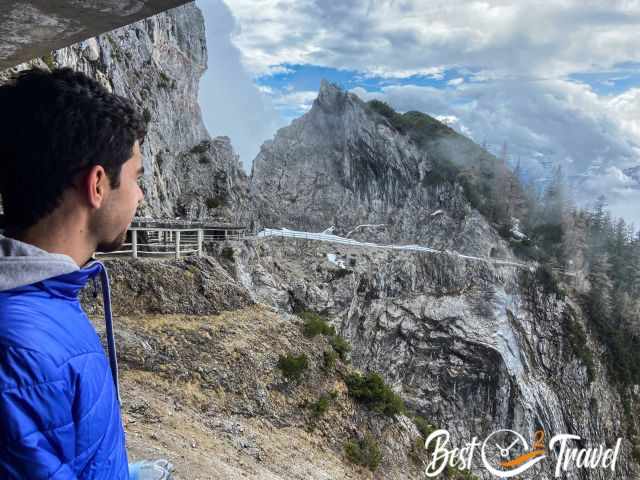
[{"x1": 0, "y1": 68, "x2": 173, "y2": 479}]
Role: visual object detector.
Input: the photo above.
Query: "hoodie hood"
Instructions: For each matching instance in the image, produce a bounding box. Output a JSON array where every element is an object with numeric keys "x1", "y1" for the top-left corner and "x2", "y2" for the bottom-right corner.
[
  {"x1": 0, "y1": 233, "x2": 122, "y2": 405},
  {"x1": 0, "y1": 234, "x2": 81, "y2": 291}
]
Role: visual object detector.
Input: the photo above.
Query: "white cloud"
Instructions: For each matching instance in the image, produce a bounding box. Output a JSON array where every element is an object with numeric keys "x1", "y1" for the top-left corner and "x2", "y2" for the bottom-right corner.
[
  {"x1": 366, "y1": 78, "x2": 637, "y2": 167},
  {"x1": 608, "y1": 87, "x2": 640, "y2": 152},
  {"x1": 434, "y1": 114, "x2": 473, "y2": 137},
  {"x1": 575, "y1": 166, "x2": 640, "y2": 226},
  {"x1": 271, "y1": 90, "x2": 318, "y2": 116},
  {"x1": 257, "y1": 84, "x2": 274, "y2": 95},
  {"x1": 362, "y1": 66, "x2": 446, "y2": 80},
  {"x1": 196, "y1": 0, "x2": 287, "y2": 171},
  {"x1": 222, "y1": 0, "x2": 640, "y2": 80},
  {"x1": 435, "y1": 114, "x2": 458, "y2": 125},
  {"x1": 208, "y1": 0, "x2": 640, "y2": 223}
]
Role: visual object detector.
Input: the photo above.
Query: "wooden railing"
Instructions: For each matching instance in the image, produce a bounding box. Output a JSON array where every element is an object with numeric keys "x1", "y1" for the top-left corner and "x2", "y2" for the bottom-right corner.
[
  {"x1": 93, "y1": 223, "x2": 575, "y2": 278},
  {"x1": 95, "y1": 226, "x2": 251, "y2": 258}
]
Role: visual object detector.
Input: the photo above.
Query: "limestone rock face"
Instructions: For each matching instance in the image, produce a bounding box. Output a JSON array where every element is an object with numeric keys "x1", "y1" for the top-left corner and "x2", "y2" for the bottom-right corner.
[
  {"x1": 0, "y1": 4, "x2": 249, "y2": 226},
  {"x1": 230, "y1": 238, "x2": 637, "y2": 479},
  {"x1": 249, "y1": 79, "x2": 511, "y2": 258}
]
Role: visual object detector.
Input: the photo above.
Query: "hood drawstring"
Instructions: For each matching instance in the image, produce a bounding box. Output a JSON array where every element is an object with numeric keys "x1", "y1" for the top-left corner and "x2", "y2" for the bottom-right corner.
[{"x1": 96, "y1": 265, "x2": 121, "y2": 407}]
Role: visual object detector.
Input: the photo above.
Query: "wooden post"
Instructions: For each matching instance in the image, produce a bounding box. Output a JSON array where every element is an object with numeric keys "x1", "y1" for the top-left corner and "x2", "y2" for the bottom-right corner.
[
  {"x1": 197, "y1": 229, "x2": 203, "y2": 257},
  {"x1": 175, "y1": 230, "x2": 181, "y2": 258},
  {"x1": 132, "y1": 230, "x2": 138, "y2": 258}
]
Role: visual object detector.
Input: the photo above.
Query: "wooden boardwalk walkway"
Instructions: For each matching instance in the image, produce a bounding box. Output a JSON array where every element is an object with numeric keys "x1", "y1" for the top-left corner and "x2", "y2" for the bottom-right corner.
[
  {"x1": 94, "y1": 219, "x2": 576, "y2": 280},
  {"x1": 95, "y1": 217, "x2": 251, "y2": 259}
]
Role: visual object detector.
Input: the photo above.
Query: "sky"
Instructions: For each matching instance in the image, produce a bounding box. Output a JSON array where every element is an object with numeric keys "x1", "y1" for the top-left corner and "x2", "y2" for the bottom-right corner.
[{"x1": 195, "y1": 0, "x2": 640, "y2": 226}]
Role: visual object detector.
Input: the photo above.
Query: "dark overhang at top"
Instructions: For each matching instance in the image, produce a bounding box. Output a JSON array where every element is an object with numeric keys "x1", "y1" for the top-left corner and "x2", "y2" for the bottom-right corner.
[{"x1": 0, "y1": 0, "x2": 192, "y2": 70}]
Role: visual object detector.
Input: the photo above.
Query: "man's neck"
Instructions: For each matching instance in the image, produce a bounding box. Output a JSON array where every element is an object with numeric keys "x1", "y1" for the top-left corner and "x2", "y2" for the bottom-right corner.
[{"x1": 8, "y1": 216, "x2": 95, "y2": 268}]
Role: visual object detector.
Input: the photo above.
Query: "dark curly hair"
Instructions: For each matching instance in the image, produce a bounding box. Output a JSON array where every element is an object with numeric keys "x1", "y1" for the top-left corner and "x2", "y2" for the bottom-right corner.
[{"x1": 0, "y1": 67, "x2": 146, "y2": 230}]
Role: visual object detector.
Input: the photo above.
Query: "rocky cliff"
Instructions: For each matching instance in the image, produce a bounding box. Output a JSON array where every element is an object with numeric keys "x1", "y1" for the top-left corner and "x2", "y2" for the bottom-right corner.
[
  {"x1": 246, "y1": 82, "x2": 637, "y2": 478},
  {"x1": 81, "y1": 233, "x2": 638, "y2": 479},
  {"x1": 0, "y1": 3, "x2": 250, "y2": 226},
  {"x1": 224, "y1": 235, "x2": 637, "y2": 479},
  {"x1": 249, "y1": 80, "x2": 519, "y2": 258},
  {"x1": 82, "y1": 256, "x2": 430, "y2": 480},
  {"x1": 1, "y1": 2, "x2": 638, "y2": 479}
]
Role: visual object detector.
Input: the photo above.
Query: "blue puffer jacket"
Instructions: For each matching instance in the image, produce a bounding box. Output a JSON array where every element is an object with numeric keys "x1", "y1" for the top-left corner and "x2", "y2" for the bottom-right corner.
[{"x1": 0, "y1": 234, "x2": 128, "y2": 479}]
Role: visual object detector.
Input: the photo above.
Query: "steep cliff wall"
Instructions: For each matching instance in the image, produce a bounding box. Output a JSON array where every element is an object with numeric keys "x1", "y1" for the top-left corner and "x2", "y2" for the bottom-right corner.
[
  {"x1": 245, "y1": 81, "x2": 637, "y2": 478},
  {"x1": 0, "y1": 3, "x2": 249, "y2": 225},
  {"x1": 228, "y1": 236, "x2": 637, "y2": 479}
]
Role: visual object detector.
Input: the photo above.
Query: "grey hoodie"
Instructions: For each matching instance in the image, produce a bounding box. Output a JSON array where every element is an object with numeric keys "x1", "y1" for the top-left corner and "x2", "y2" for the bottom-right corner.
[{"x1": 0, "y1": 233, "x2": 121, "y2": 403}]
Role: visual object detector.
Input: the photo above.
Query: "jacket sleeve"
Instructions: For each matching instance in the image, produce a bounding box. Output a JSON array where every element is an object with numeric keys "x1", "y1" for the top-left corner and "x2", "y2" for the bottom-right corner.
[{"x1": 0, "y1": 346, "x2": 78, "y2": 479}]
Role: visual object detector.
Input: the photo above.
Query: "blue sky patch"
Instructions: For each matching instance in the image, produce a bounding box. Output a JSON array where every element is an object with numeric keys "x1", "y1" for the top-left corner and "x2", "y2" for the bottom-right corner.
[
  {"x1": 569, "y1": 62, "x2": 640, "y2": 95},
  {"x1": 256, "y1": 63, "x2": 476, "y2": 96}
]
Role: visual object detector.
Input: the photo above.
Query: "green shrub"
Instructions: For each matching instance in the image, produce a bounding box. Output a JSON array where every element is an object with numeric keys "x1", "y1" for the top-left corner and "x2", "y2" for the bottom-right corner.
[
  {"x1": 331, "y1": 268, "x2": 352, "y2": 280},
  {"x1": 367, "y1": 99, "x2": 396, "y2": 119},
  {"x1": 300, "y1": 310, "x2": 335, "y2": 337},
  {"x1": 322, "y1": 348, "x2": 338, "y2": 372},
  {"x1": 344, "y1": 434, "x2": 382, "y2": 471},
  {"x1": 310, "y1": 395, "x2": 330, "y2": 419},
  {"x1": 421, "y1": 157, "x2": 459, "y2": 187},
  {"x1": 206, "y1": 197, "x2": 223, "y2": 209},
  {"x1": 142, "y1": 108, "x2": 152, "y2": 124},
  {"x1": 409, "y1": 436, "x2": 427, "y2": 464},
  {"x1": 330, "y1": 335, "x2": 351, "y2": 361},
  {"x1": 158, "y1": 71, "x2": 176, "y2": 89},
  {"x1": 309, "y1": 391, "x2": 338, "y2": 420},
  {"x1": 220, "y1": 246, "x2": 234, "y2": 260},
  {"x1": 510, "y1": 238, "x2": 539, "y2": 260},
  {"x1": 445, "y1": 466, "x2": 480, "y2": 479},
  {"x1": 536, "y1": 264, "x2": 566, "y2": 299},
  {"x1": 345, "y1": 372, "x2": 405, "y2": 416},
  {"x1": 632, "y1": 443, "x2": 640, "y2": 463},
  {"x1": 41, "y1": 53, "x2": 56, "y2": 70},
  {"x1": 414, "y1": 415, "x2": 437, "y2": 440},
  {"x1": 190, "y1": 141, "x2": 210, "y2": 155},
  {"x1": 564, "y1": 311, "x2": 595, "y2": 382},
  {"x1": 277, "y1": 353, "x2": 308, "y2": 381},
  {"x1": 105, "y1": 35, "x2": 123, "y2": 62},
  {"x1": 519, "y1": 264, "x2": 566, "y2": 300}
]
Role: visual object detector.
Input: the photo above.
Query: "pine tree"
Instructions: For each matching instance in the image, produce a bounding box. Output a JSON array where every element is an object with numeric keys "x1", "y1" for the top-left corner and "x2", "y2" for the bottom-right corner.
[
  {"x1": 630, "y1": 231, "x2": 640, "y2": 298},
  {"x1": 561, "y1": 208, "x2": 587, "y2": 272},
  {"x1": 587, "y1": 252, "x2": 613, "y2": 321},
  {"x1": 609, "y1": 218, "x2": 629, "y2": 290},
  {"x1": 542, "y1": 165, "x2": 567, "y2": 226}
]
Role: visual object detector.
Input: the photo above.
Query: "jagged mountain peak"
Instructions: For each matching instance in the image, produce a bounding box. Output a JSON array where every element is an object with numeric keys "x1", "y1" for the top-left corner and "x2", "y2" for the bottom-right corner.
[
  {"x1": 315, "y1": 78, "x2": 351, "y2": 108},
  {"x1": 249, "y1": 81, "x2": 519, "y2": 258}
]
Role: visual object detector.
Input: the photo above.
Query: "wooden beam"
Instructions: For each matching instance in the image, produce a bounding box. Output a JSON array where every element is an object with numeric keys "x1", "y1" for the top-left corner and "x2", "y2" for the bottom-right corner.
[{"x1": 131, "y1": 230, "x2": 138, "y2": 259}]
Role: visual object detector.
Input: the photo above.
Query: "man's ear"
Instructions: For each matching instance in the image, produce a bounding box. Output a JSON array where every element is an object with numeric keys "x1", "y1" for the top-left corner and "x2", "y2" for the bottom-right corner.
[{"x1": 84, "y1": 164, "x2": 109, "y2": 209}]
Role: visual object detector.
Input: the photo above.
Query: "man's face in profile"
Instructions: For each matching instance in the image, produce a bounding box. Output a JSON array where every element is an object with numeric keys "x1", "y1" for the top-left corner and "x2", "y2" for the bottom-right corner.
[{"x1": 93, "y1": 141, "x2": 145, "y2": 253}]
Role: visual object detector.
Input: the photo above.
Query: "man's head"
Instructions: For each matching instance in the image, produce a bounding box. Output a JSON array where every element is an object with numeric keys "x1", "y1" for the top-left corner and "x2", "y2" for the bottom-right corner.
[{"x1": 0, "y1": 67, "x2": 146, "y2": 252}]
